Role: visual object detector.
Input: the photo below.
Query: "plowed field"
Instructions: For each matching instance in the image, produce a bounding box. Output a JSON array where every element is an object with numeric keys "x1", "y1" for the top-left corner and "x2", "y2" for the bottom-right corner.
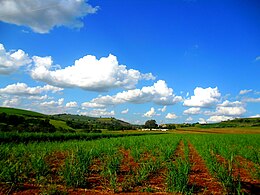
[{"x1": 0, "y1": 134, "x2": 259, "y2": 194}]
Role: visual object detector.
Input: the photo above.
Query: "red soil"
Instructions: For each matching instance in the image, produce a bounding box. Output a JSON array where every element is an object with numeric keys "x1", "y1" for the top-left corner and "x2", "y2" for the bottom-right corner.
[
  {"x1": 2, "y1": 144, "x2": 259, "y2": 194},
  {"x1": 215, "y1": 153, "x2": 260, "y2": 194},
  {"x1": 173, "y1": 140, "x2": 185, "y2": 160},
  {"x1": 119, "y1": 148, "x2": 139, "y2": 174},
  {"x1": 188, "y1": 143, "x2": 224, "y2": 194},
  {"x1": 45, "y1": 151, "x2": 68, "y2": 182}
]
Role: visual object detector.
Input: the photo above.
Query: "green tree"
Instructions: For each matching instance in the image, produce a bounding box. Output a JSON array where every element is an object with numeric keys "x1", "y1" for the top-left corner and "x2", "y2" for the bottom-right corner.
[{"x1": 144, "y1": 120, "x2": 158, "y2": 130}]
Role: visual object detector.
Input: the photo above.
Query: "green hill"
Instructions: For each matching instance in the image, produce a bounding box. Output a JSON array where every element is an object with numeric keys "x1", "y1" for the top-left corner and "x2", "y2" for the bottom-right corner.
[
  {"x1": 199, "y1": 117, "x2": 260, "y2": 128},
  {"x1": 53, "y1": 114, "x2": 135, "y2": 131},
  {"x1": 0, "y1": 107, "x2": 45, "y2": 118},
  {"x1": 0, "y1": 107, "x2": 72, "y2": 132},
  {"x1": 0, "y1": 107, "x2": 136, "y2": 132}
]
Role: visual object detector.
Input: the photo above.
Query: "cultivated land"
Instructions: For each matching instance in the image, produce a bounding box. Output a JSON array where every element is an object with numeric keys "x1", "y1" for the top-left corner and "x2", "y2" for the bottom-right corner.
[
  {"x1": 0, "y1": 133, "x2": 260, "y2": 194},
  {"x1": 0, "y1": 107, "x2": 260, "y2": 194}
]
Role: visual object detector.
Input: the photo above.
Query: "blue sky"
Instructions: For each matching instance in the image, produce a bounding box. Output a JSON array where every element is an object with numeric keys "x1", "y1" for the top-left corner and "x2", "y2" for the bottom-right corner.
[{"x1": 0, "y1": 0, "x2": 259, "y2": 124}]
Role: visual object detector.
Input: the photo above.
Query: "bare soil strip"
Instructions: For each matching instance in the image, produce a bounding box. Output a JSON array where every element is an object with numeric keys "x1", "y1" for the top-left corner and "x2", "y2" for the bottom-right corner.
[
  {"x1": 188, "y1": 143, "x2": 224, "y2": 194},
  {"x1": 215, "y1": 154, "x2": 260, "y2": 194},
  {"x1": 0, "y1": 151, "x2": 68, "y2": 195},
  {"x1": 142, "y1": 140, "x2": 185, "y2": 193},
  {"x1": 117, "y1": 148, "x2": 139, "y2": 192},
  {"x1": 235, "y1": 156, "x2": 260, "y2": 179},
  {"x1": 86, "y1": 158, "x2": 104, "y2": 191},
  {"x1": 173, "y1": 139, "x2": 185, "y2": 160},
  {"x1": 45, "y1": 151, "x2": 68, "y2": 183}
]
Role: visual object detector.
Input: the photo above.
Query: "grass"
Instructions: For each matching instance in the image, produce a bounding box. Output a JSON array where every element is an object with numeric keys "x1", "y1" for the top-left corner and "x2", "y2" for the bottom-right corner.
[
  {"x1": 0, "y1": 131, "x2": 160, "y2": 143},
  {"x1": 0, "y1": 133, "x2": 259, "y2": 194},
  {"x1": 0, "y1": 107, "x2": 45, "y2": 117},
  {"x1": 175, "y1": 127, "x2": 260, "y2": 134},
  {"x1": 49, "y1": 119, "x2": 74, "y2": 130}
]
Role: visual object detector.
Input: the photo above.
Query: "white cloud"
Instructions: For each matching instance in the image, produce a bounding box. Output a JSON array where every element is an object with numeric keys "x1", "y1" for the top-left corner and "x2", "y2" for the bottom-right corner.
[
  {"x1": 81, "y1": 102, "x2": 106, "y2": 108},
  {"x1": 66, "y1": 101, "x2": 78, "y2": 108},
  {"x1": 144, "y1": 107, "x2": 156, "y2": 118},
  {"x1": 2, "y1": 97, "x2": 21, "y2": 107},
  {"x1": 158, "y1": 106, "x2": 167, "y2": 112},
  {"x1": 0, "y1": 43, "x2": 31, "y2": 74},
  {"x1": 207, "y1": 100, "x2": 246, "y2": 117},
  {"x1": 243, "y1": 98, "x2": 260, "y2": 103},
  {"x1": 207, "y1": 115, "x2": 233, "y2": 123},
  {"x1": 121, "y1": 108, "x2": 129, "y2": 114},
  {"x1": 184, "y1": 87, "x2": 221, "y2": 107},
  {"x1": 28, "y1": 95, "x2": 48, "y2": 100},
  {"x1": 239, "y1": 89, "x2": 253, "y2": 95},
  {"x1": 249, "y1": 114, "x2": 260, "y2": 118},
  {"x1": 80, "y1": 109, "x2": 115, "y2": 117},
  {"x1": 31, "y1": 54, "x2": 155, "y2": 91},
  {"x1": 82, "y1": 80, "x2": 182, "y2": 107},
  {"x1": 0, "y1": 0, "x2": 98, "y2": 33},
  {"x1": 183, "y1": 107, "x2": 201, "y2": 115},
  {"x1": 198, "y1": 118, "x2": 207, "y2": 124},
  {"x1": 0, "y1": 83, "x2": 63, "y2": 95},
  {"x1": 218, "y1": 100, "x2": 242, "y2": 107},
  {"x1": 161, "y1": 106, "x2": 167, "y2": 112},
  {"x1": 40, "y1": 98, "x2": 64, "y2": 107},
  {"x1": 255, "y1": 56, "x2": 260, "y2": 61},
  {"x1": 216, "y1": 106, "x2": 246, "y2": 116},
  {"x1": 166, "y1": 113, "x2": 177, "y2": 119},
  {"x1": 186, "y1": 117, "x2": 193, "y2": 122}
]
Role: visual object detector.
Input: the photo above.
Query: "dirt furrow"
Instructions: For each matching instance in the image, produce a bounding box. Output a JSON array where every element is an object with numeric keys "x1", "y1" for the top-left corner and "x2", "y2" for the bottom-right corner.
[
  {"x1": 215, "y1": 154, "x2": 260, "y2": 194},
  {"x1": 188, "y1": 143, "x2": 224, "y2": 194},
  {"x1": 235, "y1": 155, "x2": 260, "y2": 180},
  {"x1": 173, "y1": 139, "x2": 185, "y2": 160}
]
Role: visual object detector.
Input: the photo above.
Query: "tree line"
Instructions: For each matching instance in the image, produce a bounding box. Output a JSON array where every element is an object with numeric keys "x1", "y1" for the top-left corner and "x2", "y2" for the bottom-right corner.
[{"x1": 0, "y1": 112, "x2": 56, "y2": 133}]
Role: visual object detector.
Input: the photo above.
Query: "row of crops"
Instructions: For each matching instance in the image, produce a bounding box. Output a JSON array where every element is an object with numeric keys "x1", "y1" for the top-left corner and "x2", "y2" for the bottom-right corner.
[
  {"x1": 0, "y1": 131, "x2": 160, "y2": 143},
  {"x1": 0, "y1": 134, "x2": 260, "y2": 194}
]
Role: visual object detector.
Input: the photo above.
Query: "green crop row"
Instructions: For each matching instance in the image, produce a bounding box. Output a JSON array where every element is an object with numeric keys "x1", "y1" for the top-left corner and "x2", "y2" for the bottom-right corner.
[
  {"x1": 0, "y1": 133, "x2": 259, "y2": 194},
  {"x1": 0, "y1": 131, "x2": 161, "y2": 143}
]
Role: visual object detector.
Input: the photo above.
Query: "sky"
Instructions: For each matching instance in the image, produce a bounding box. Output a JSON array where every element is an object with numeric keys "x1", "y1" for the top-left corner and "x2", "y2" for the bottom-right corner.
[{"x1": 0, "y1": 0, "x2": 260, "y2": 125}]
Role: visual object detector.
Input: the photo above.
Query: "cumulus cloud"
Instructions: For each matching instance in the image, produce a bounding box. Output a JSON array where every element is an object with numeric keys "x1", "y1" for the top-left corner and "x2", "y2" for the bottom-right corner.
[
  {"x1": 82, "y1": 80, "x2": 182, "y2": 107},
  {"x1": 121, "y1": 108, "x2": 129, "y2": 114},
  {"x1": 184, "y1": 87, "x2": 221, "y2": 107},
  {"x1": 80, "y1": 109, "x2": 115, "y2": 117},
  {"x1": 218, "y1": 100, "x2": 242, "y2": 107},
  {"x1": 81, "y1": 102, "x2": 106, "y2": 108},
  {"x1": 0, "y1": 83, "x2": 63, "y2": 95},
  {"x1": 28, "y1": 95, "x2": 48, "y2": 100},
  {"x1": 186, "y1": 117, "x2": 193, "y2": 122},
  {"x1": 0, "y1": 0, "x2": 98, "y2": 33},
  {"x1": 144, "y1": 107, "x2": 156, "y2": 117},
  {"x1": 183, "y1": 107, "x2": 201, "y2": 115},
  {"x1": 158, "y1": 106, "x2": 167, "y2": 112},
  {"x1": 2, "y1": 97, "x2": 21, "y2": 107},
  {"x1": 198, "y1": 118, "x2": 207, "y2": 124},
  {"x1": 215, "y1": 106, "x2": 246, "y2": 116},
  {"x1": 249, "y1": 114, "x2": 260, "y2": 118},
  {"x1": 206, "y1": 100, "x2": 246, "y2": 117},
  {"x1": 66, "y1": 101, "x2": 78, "y2": 108},
  {"x1": 207, "y1": 115, "x2": 233, "y2": 123},
  {"x1": 0, "y1": 43, "x2": 31, "y2": 74},
  {"x1": 31, "y1": 54, "x2": 155, "y2": 91},
  {"x1": 166, "y1": 113, "x2": 177, "y2": 119},
  {"x1": 239, "y1": 89, "x2": 253, "y2": 95},
  {"x1": 40, "y1": 98, "x2": 64, "y2": 107},
  {"x1": 243, "y1": 98, "x2": 260, "y2": 103},
  {"x1": 202, "y1": 100, "x2": 245, "y2": 124}
]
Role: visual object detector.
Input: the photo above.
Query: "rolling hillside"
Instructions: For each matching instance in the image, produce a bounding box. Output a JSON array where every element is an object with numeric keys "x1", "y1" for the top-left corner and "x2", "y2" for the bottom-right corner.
[
  {"x1": 0, "y1": 107, "x2": 45, "y2": 118},
  {"x1": 0, "y1": 107, "x2": 136, "y2": 132}
]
